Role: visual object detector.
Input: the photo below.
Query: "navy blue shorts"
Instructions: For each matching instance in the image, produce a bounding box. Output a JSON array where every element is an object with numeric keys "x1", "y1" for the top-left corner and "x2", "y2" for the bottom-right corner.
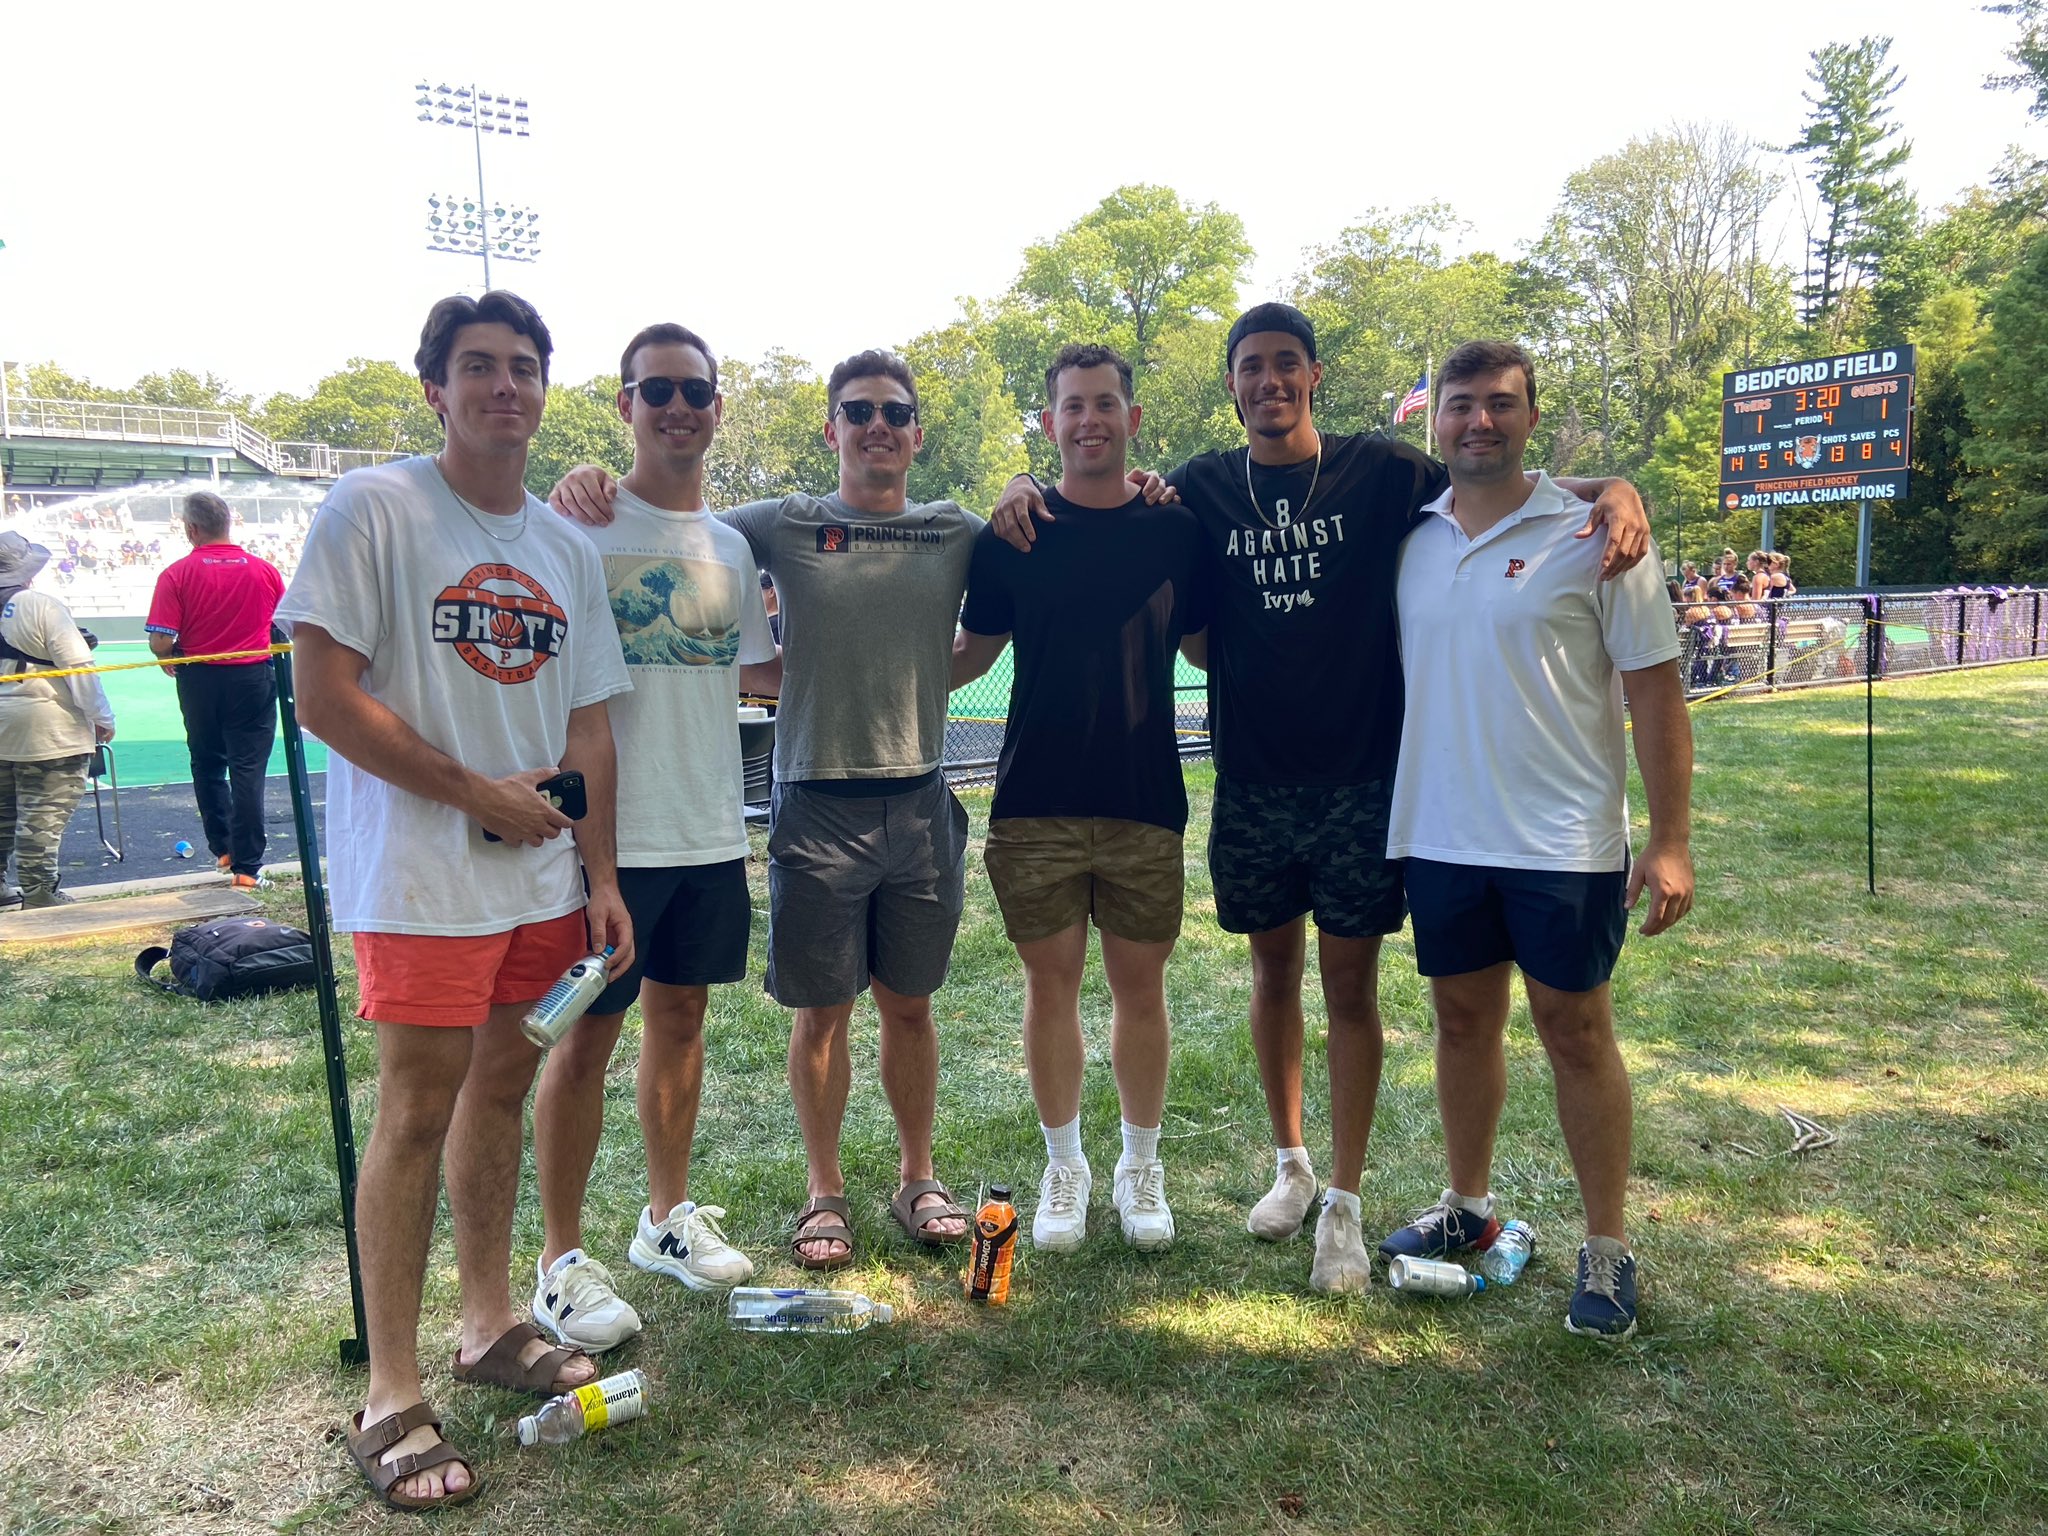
[
  {"x1": 1403, "y1": 858, "x2": 1628, "y2": 994},
  {"x1": 590, "y1": 859, "x2": 753, "y2": 1015}
]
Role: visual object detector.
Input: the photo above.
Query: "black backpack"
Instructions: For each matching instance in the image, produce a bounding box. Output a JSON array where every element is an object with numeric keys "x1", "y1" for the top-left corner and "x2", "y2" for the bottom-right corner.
[{"x1": 136, "y1": 915, "x2": 318, "y2": 1002}]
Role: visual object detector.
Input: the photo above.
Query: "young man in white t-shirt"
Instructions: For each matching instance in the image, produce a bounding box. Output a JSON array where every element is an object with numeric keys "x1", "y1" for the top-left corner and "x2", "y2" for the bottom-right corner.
[
  {"x1": 277, "y1": 292, "x2": 633, "y2": 1512},
  {"x1": 1380, "y1": 340, "x2": 1694, "y2": 1342},
  {"x1": 529, "y1": 324, "x2": 781, "y2": 1346}
]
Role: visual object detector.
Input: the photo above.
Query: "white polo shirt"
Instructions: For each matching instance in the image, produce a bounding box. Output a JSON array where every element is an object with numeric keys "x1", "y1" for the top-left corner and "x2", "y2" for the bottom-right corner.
[{"x1": 1387, "y1": 473, "x2": 1680, "y2": 873}]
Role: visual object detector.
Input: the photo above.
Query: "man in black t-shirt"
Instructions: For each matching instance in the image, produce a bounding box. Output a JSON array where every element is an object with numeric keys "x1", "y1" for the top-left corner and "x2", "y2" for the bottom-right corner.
[
  {"x1": 994, "y1": 304, "x2": 1649, "y2": 1294},
  {"x1": 955, "y1": 345, "x2": 1207, "y2": 1257}
]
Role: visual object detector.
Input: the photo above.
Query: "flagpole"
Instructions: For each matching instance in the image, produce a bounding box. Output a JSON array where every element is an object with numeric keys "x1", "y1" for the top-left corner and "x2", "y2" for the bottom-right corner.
[{"x1": 1424, "y1": 356, "x2": 1433, "y2": 458}]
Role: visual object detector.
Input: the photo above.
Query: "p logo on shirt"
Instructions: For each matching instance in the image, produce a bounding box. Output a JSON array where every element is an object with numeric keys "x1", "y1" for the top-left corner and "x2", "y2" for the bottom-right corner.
[
  {"x1": 817, "y1": 526, "x2": 847, "y2": 553},
  {"x1": 1504, "y1": 558, "x2": 1527, "y2": 580}
]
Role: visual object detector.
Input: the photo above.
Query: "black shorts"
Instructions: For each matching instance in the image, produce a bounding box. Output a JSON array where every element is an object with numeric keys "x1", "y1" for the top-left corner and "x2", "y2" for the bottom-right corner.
[
  {"x1": 1404, "y1": 857, "x2": 1628, "y2": 994},
  {"x1": 590, "y1": 859, "x2": 753, "y2": 1015},
  {"x1": 1207, "y1": 774, "x2": 1405, "y2": 939}
]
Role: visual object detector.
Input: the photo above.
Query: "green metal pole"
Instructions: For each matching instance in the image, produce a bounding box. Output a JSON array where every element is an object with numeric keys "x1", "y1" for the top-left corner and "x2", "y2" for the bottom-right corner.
[{"x1": 273, "y1": 641, "x2": 369, "y2": 1367}]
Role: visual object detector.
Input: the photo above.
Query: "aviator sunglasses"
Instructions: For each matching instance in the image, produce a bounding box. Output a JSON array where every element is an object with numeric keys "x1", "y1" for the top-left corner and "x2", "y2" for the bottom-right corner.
[
  {"x1": 625, "y1": 376, "x2": 717, "y2": 410},
  {"x1": 835, "y1": 399, "x2": 917, "y2": 428}
]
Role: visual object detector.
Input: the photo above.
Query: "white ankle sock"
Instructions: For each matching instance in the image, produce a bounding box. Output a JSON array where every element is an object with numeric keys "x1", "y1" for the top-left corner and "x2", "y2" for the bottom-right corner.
[
  {"x1": 1121, "y1": 1120, "x2": 1160, "y2": 1164},
  {"x1": 1447, "y1": 1188, "x2": 1495, "y2": 1217},
  {"x1": 1042, "y1": 1117, "x2": 1084, "y2": 1164},
  {"x1": 1322, "y1": 1187, "x2": 1362, "y2": 1219},
  {"x1": 1277, "y1": 1145, "x2": 1312, "y2": 1178}
]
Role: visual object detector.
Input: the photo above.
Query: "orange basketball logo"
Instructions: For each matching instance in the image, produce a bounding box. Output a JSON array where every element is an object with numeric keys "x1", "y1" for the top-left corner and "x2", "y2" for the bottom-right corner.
[{"x1": 431, "y1": 563, "x2": 568, "y2": 685}]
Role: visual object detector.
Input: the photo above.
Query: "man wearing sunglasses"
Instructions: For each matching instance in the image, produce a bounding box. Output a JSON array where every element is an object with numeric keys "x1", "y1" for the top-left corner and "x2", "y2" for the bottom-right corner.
[
  {"x1": 551, "y1": 351, "x2": 981, "y2": 1268},
  {"x1": 526, "y1": 325, "x2": 782, "y2": 1355}
]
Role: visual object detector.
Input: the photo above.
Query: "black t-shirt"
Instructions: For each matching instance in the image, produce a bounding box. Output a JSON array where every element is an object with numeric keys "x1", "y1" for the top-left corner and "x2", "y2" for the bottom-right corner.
[
  {"x1": 961, "y1": 490, "x2": 1208, "y2": 832},
  {"x1": 1170, "y1": 431, "x2": 1447, "y2": 787}
]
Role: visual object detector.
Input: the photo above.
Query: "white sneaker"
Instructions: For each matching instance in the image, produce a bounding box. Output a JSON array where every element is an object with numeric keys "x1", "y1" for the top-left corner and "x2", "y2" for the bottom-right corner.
[
  {"x1": 1113, "y1": 1158, "x2": 1175, "y2": 1251},
  {"x1": 1032, "y1": 1159, "x2": 1093, "y2": 1252},
  {"x1": 1248, "y1": 1158, "x2": 1318, "y2": 1241},
  {"x1": 629, "y1": 1201, "x2": 755, "y2": 1292},
  {"x1": 531, "y1": 1248, "x2": 642, "y2": 1352},
  {"x1": 1310, "y1": 1199, "x2": 1372, "y2": 1294}
]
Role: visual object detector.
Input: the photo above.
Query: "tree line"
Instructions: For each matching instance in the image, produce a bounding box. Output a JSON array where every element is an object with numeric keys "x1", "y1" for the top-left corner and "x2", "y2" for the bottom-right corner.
[{"x1": 13, "y1": 9, "x2": 2048, "y2": 586}]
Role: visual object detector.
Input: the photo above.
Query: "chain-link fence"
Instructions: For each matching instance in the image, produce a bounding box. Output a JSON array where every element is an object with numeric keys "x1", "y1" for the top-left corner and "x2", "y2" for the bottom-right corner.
[
  {"x1": 940, "y1": 667, "x2": 1213, "y2": 783},
  {"x1": 1675, "y1": 587, "x2": 2047, "y2": 699}
]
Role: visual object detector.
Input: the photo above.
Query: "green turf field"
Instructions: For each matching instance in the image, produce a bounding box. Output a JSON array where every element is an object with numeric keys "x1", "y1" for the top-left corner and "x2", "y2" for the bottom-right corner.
[{"x1": 91, "y1": 643, "x2": 323, "y2": 788}]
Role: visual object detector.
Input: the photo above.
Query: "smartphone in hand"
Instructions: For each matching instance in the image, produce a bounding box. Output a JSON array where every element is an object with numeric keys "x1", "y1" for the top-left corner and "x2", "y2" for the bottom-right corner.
[{"x1": 482, "y1": 770, "x2": 588, "y2": 843}]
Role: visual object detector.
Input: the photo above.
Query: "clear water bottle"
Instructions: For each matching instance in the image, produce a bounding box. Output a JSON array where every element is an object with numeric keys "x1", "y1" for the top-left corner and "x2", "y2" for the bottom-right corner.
[
  {"x1": 520, "y1": 946, "x2": 615, "y2": 1048},
  {"x1": 1387, "y1": 1255, "x2": 1487, "y2": 1296},
  {"x1": 1477, "y1": 1220, "x2": 1536, "y2": 1286},
  {"x1": 727, "y1": 1287, "x2": 895, "y2": 1333},
  {"x1": 516, "y1": 1368, "x2": 649, "y2": 1447}
]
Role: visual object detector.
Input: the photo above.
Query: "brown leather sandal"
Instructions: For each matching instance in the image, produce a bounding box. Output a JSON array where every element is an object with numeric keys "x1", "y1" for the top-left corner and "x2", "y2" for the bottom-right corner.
[
  {"x1": 891, "y1": 1178, "x2": 970, "y2": 1246},
  {"x1": 347, "y1": 1402, "x2": 480, "y2": 1510},
  {"x1": 791, "y1": 1194, "x2": 855, "y2": 1270},
  {"x1": 450, "y1": 1320, "x2": 592, "y2": 1397}
]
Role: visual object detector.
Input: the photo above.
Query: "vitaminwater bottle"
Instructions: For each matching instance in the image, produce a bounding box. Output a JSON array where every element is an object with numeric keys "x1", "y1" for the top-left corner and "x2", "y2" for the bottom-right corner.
[
  {"x1": 516, "y1": 1368, "x2": 650, "y2": 1446},
  {"x1": 1476, "y1": 1220, "x2": 1536, "y2": 1286},
  {"x1": 965, "y1": 1184, "x2": 1019, "y2": 1304},
  {"x1": 520, "y1": 946, "x2": 616, "y2": 1048},
  {"x1": 726, "y1": 1287, "x2": 895, "y2": 1333},
  {"x1": 1387, "y1": 1255, "x2": 1487, "y2": 1296}
]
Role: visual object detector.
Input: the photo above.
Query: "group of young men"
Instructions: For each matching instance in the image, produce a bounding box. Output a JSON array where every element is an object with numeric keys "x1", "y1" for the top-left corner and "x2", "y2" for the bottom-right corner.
[{"x1": 285, "y1": 291, "x2": 1692, "y2": 1512}]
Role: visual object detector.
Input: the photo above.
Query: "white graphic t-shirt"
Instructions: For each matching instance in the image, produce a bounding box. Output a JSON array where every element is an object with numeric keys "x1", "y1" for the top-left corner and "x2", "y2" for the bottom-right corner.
[
  {"x1": 274, "y1": 456, "x2": 631, "y2": 936},
  {"x1": 574, "y1": 488, "x2": 775, "y2": 866}
]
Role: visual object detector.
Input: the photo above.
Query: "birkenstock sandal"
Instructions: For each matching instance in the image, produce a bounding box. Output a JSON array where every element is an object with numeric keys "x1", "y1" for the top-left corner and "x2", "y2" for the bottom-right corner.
[
  {"x1": 347, "y1": 1402, "x2": 479, "y2": 1510},
  {"x1": 791, "y1": 1194, "x2": 855, "y2": 1270},
  {"x1": 450, "y1": 1320, "x2": 592, "y2": 1397},
  {"x1": 891, "y1": 1178, "x2": 970, "y2": 1246}
]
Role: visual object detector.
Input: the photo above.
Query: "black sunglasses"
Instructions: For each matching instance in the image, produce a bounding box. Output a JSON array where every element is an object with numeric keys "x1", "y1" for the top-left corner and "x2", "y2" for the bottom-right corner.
[
  {"x1": 835, "y1": 399, "x2": 916, "y2": 428},
  {"x1": 626, "y1": 376, "x2": 716, "y2": 410}
]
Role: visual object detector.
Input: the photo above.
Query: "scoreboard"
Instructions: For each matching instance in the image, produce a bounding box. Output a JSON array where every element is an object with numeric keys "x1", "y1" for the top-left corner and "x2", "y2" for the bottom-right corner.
[{"x1": 1719, "y1": 345, "x2": 1914, "y2": 515}]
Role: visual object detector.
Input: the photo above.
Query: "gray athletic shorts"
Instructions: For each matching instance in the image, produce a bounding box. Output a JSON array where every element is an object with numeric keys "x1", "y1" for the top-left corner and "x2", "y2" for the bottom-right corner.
[{"x1": 764, "y1": 775, "x2": 969, "y2": 1007}]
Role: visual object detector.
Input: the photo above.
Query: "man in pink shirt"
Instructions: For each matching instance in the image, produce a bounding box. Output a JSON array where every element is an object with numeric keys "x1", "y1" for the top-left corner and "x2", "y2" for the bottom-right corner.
[{"x1": 146, "y1": 491, "x2": 285, "y2": 887}]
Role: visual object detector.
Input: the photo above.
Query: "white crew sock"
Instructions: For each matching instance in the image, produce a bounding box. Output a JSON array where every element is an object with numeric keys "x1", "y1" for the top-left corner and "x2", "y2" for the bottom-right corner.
[
  {"x1": 1277, "y1": 1145, "x2": 1312, "y2": 1177},
  {"x1": 1447, "y1": 1188, "x2": 1495, "y2": 1218},
  {"x1": 1042, "y1": 1116, "x2": 1084, "y2": 1165},
  {"x1": 1322, "y1": 1188, "x2": 1362, "y2": 1220},
  {"x1": 1121, "y1": 1120, "x2": 1161, "y2": 1164}
]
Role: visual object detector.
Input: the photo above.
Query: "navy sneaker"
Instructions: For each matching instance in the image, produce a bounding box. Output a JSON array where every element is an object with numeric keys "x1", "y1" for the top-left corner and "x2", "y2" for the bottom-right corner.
[
  {"x1": 1566, "y1": 1239, "x2": 1638, "y2": 1340},
  {"x1": 1377, "y1": 1189, "x2": 1502, "y2": 1262}
]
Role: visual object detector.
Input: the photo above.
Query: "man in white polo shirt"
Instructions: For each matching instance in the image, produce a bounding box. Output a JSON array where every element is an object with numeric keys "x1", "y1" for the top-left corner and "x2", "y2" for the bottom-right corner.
[{"x1": 1380, "y1": 339, "x2": 1693, "y2": 1341}]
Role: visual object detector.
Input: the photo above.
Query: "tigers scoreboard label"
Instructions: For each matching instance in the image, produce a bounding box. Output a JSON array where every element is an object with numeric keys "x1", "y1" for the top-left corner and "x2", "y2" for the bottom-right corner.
[{"x1": 1720, "y1": 345, "x2": 1914, "y2": 513}]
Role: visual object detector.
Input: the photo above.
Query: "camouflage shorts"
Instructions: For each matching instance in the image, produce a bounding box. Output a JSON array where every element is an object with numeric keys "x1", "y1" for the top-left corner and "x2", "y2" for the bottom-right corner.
[
  {"x1": 0, "y1": 754, "x2": 90, "y2": 900},
  {"x1": 1206, "y1": 773, "x2": 1405, "y2": 939}
]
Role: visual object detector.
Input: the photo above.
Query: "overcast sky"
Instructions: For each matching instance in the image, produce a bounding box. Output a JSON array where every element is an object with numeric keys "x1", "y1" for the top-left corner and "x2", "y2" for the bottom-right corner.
[{"x1": 2, "y1": 0, "x2": 2036, "y2": 400}]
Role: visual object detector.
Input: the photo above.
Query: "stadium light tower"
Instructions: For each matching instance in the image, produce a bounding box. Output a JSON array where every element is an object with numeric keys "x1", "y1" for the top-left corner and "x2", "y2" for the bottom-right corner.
[{"x1": 414, "y1": 82, "x2": 536, "y2": 289}]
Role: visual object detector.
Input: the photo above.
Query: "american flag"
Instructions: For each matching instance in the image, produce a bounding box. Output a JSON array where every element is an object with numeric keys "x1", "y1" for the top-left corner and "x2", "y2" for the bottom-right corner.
[{"x1": 1393, "y1": 373, "x2": 1429, "y2": 424}]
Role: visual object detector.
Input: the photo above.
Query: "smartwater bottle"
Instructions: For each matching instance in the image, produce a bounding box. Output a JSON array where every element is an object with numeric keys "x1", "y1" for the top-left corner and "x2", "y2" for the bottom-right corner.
[
  {"x1": 520, "y1": 946, "x2": 616, "y2": 1048},
  {"x1": 1476, "y1": 1220, "x2": 1537, "y2": 1286},
  {"x1": 726, "y1": 1287, "x2": 895, "y2": 1333},
  {"x1": 1387, "y1": 1256, "x2": 1486, "y2": 1297},
  {"x1": 516, "y1": 1368, "x2": 650, "y2": 1447}
]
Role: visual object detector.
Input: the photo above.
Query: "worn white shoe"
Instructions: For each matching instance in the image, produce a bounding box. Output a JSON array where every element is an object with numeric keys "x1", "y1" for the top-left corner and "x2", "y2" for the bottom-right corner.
[
  {"x1": 630, "y1": 1201, "x2": 756, "y2": 1292},
  {"x1": 1032, "y1": 1159, "x2": 1092, "y2": 1252},
  {"x1": 1248, "y1": 1157, "x2": 1318, "y2": 1240},
  {"x1": 532, "y1": 1248, "x2": 642, "y2": 1352},
  {"x1": 1310, "y1": 1198, "x2": 1372, "y2": 1294},
  {"x1": 1113, "y1": 1158, "x2": 1175, "y2": 1251}
]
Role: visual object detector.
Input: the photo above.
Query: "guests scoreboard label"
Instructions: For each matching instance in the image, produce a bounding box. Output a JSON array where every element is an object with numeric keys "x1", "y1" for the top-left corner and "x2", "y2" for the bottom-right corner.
[{"x1": 1720, "y1": 345, "x2": 1913, "y2": 513}]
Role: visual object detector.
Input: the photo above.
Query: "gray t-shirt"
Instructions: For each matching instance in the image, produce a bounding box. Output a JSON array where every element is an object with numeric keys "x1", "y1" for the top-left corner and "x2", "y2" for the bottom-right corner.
[{"x1": 723, "y1": 492, "x2": 984, "y2": 781}]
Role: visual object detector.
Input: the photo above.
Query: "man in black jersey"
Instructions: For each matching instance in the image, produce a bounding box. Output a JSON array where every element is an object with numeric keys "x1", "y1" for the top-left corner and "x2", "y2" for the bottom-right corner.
[{"x1": 993, "y1": 302, "x2": 1648, "y2": 1293}]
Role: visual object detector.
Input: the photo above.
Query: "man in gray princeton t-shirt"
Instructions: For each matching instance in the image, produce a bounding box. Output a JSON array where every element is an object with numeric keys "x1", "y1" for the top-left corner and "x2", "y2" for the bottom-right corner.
[{"x1": 553, "y1": 350, "x2": 980, "y2": 1269}]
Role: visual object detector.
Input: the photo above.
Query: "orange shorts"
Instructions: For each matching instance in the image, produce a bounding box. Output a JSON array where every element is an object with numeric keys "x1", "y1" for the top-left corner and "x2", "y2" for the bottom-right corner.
[{"x1": 352, "y1": 910, "x2": 588, "y2": 1027}]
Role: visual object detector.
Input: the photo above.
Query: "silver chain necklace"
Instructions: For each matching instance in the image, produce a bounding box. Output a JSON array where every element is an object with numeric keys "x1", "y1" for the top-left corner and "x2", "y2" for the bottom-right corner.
[
  {"x1": 439, "y1": 458, "x2": 528, "y2": 542},
  {"x1": 1243, "y1": 433, "x2": 1321, "y2": 530}
]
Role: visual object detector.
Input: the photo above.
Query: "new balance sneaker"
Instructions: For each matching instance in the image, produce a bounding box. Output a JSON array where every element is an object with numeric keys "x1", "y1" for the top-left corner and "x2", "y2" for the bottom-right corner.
[
  {"x1": 1247, "y1": 1157, "x2": 1318, "y2": 1241},
  {"x1": 1566, "y1": 1238, "x2": 1639, "y2": 1340},
  {"x1": 629, "y1": 1201, "x2": 755, "y2": 1292},
  {"x1": 1377, "y1": 1189, "x2": 1502, "y2": 1262},
  {"x1": 1309, "y1": 1197, "x2": 1371, "y2": 1293},
  {"x1": 531, "y1": 1248, "x2": 642, "y2": 1352},
  {"x1": 1032, "y1": 1159, "x2": 1092, "y2": 1252},
  {"x1": 1113, "y1": 1158, "x2": 1175, "y2": 1251}
]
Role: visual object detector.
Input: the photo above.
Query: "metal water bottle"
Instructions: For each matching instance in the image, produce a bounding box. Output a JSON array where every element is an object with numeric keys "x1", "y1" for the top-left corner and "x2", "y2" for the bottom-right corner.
[
  {"x1": 1387, "y1": 1255, "x2": 1487, "y2": 1296},
  {"x1": 520, "y1": 946, "x2": 615, "y2": 1048}
]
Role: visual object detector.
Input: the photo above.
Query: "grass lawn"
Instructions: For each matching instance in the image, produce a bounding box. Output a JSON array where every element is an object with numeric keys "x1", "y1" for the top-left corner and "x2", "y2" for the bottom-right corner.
[{"x1": 2, "y1": 664, "x2": 2045, "y2": 1534}]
